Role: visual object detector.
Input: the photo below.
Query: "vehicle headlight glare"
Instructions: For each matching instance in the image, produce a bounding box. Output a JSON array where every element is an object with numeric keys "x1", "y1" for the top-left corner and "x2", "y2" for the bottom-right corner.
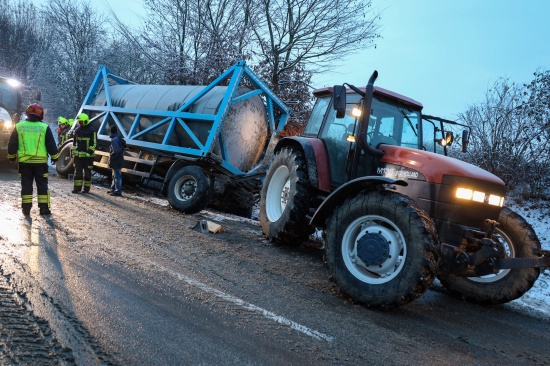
[
  {"x1": 456, "y1": 188, "x2": 473, "y2": 200},
  {"x1": 456, "y1": 187, "x2": 504, "y2": 207},
  {"x1": 488, "y1": 194, "x2": 502, "y2": 206},
  {"x1": 472, "y1": 191, "x2": 485, "y2": 203}
]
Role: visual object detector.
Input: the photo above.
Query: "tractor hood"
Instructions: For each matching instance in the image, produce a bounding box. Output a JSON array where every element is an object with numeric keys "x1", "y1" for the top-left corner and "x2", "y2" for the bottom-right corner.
[{"x1": 379, "y1": 145, "x2": 504, "y2": 186}]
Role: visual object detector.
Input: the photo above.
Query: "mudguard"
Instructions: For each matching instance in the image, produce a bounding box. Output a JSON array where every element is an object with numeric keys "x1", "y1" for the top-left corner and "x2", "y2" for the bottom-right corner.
[
  {"x1": 274, "y1": 136, "x2": 331, "y2": 192},
  {"x1": 310, "y1": 176, "x2": 407, "y2": 228}
]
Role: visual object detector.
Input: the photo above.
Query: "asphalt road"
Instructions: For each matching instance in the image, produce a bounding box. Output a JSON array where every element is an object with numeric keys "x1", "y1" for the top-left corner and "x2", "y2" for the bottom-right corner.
[{"x1": 0, "y1": 162, "x2": 548, "y2": 365}]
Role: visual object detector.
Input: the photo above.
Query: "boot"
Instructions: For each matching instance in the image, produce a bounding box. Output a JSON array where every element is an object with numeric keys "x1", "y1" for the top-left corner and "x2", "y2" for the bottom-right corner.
[
  {"x1": 22, "y1": 207, "x2": 31, "y2": 215},
  {"x1": 72, "y1": 188, "x2": 81, "y2": 193},
  {"x1": 39, "y1": 207, "x2": 51, "y2": 216}
]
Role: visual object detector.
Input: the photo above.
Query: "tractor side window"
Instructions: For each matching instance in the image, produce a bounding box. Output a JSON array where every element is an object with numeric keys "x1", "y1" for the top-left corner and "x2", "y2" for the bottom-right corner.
[
  {"x1": 320, "y1": 108, "x2": 356, "y2": 185},
  {"x1": 400, "y1": 113, "x2": 419, "y2": 148},
  {"x1": 422, "y1": 120, "x2": 444, "y2": 154},
  {"x1": 303, "y1": 97, "x2": 329, "y2": 136}
]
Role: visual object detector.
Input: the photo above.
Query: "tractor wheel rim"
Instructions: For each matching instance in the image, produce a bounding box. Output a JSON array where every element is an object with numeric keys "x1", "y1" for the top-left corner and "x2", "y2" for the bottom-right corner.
[
  {"x1": 265, "y1": 165, "x2": 290, "y2": 222},
  {"x1": 342, "y1": 214, "x2": 407, "y2": 284},
  {"x1": 469, "y1": 228, "x2": 514, "y2": 283}
]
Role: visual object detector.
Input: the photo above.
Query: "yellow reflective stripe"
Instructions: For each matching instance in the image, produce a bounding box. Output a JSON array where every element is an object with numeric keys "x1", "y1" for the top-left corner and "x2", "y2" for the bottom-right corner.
[
  {"x1": 50, "y1": 153, "x2": 59, "y2": 160},
  {"x1": 18, "y1": 155, "x2": 48, "y2": 163},
  {"x1": 74, "y1": 180, "x2": 83, "y2": 185},
  {"x1": 37, "y1": 194, "x2": 49, "y2": 204},
  {"x1": 21, "y1": 194, "x2": 33, "y2": 204},
  {"x1": 7, "y1": 153, "x2": 16, "y2": 159},
  {"x1": 83, "y1": 181, "x2": 92, "y2": 187}
]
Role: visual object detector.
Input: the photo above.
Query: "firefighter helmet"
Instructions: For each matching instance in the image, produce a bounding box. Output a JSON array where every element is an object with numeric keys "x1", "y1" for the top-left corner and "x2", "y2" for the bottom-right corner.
[
  {"x1": 25, "y1": 103, "x2": 44, "y2": 120},
  {"x1": 57, "y1": 116, "x2": 68, "y2": 125},
  {"x1": 68, "y1": 118, "x2": 75, "y2": 126},
  {"x1": 77, "y1": 113, "x2": 90, "y2": 126}
]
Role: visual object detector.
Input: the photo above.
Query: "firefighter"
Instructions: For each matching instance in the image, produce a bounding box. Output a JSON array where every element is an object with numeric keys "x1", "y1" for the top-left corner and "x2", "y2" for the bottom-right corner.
[
  {"x1": 7, "y1": 103, "x2": 59, "y2": 216},
  {"x1": 56, "y1": 116, "x2": 70, "y2": 147},
  {"x1": 72, "y1": 113, "x2": 96, "y2": 193}
]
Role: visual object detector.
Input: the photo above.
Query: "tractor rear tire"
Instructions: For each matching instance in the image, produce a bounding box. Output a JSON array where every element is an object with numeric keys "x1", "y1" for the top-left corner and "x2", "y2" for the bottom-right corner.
[
  {"x1": 259, "y1": 148, "x2": 315, "y2": 244},
  {"x1": 56, "y1": 142, "x2": 74, "y2": 177},
  {"x1": 325, "y1": 190, "x2": 439, "y2": 309},
  {"x1": 438, "y1": 207, "x2": 541, "y2": 304},
  {"x1": 167, "y1": 165, "x2": 212, "y2": 213}
]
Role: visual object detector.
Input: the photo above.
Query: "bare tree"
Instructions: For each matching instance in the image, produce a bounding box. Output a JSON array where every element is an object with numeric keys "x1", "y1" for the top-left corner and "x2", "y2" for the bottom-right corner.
[
  {"x1": 0, "y1": 0, "x2": 48, "y2": 80},
  {"x1": 252, "y1": 0, "x2": 381, "y2": 90},
  {"x1": 111, "y1": 0, "x2": 254, "y2": 85},
  {"x1": 458, "y1": 79, "x2": 545, "y2": 193},
  {"x1": 32, "y1": 0, "x2": 107, "y2": 120}
]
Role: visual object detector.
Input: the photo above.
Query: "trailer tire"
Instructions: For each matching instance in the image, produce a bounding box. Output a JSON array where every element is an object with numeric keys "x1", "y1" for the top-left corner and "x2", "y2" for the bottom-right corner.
[
  {"x1": 260, "y1": 148, "x2": 315, "y2": 244},
  {"x1": 325, "y1": 190, "x2": 439, "y2": 309},
  {"x1": 56, "y1": 142, "x2": 74, "y2": 177},
  {"x1": 438, "y1": 207, "x2": 541, "y2": 304},
  {"x1": 167, "y1": 166, "x2": 212, "y2": 214}
]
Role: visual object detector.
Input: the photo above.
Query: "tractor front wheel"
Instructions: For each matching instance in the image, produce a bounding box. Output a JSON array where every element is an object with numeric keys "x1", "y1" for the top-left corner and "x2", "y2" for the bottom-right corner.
[
  {"x1": 438, "y1": 207, "x2": 541, "y2": 304},
  {"x1": 325, "y1": 190, "x2": 439, "y2": 309}
]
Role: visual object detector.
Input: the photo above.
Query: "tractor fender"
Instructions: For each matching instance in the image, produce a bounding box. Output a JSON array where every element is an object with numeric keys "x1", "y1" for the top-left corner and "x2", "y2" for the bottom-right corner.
[
  {"x1": 274, "y1": 136, "x2": 331, "y2": 192},
  {"x1": 310, "y1": 176, "x2": 408, "y2": 228}
]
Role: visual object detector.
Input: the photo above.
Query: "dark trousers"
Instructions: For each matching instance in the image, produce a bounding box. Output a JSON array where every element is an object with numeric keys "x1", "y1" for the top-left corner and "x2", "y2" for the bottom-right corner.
[
  {"x1": 19, "y1": 163, "x2": 50, "y2": 209},
  {"x1": 74, "y1": 156, "x2": 94, "y2": 192}
]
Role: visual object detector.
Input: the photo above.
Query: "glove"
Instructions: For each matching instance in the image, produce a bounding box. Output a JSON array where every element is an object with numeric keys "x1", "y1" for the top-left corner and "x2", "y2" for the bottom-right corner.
[{"x1": 9, "y1": 158, "x2": 16, "y2": 163}]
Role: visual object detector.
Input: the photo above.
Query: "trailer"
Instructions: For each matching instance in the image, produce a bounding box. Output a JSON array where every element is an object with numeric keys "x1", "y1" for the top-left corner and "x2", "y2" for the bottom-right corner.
[{"x1": 56, "y1": 61, "x2": 289, "y2": 216}]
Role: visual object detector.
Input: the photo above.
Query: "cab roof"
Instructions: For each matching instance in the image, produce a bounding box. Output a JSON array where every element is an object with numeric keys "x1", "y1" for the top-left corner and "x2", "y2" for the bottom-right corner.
[{"x1": 313, "y1": 86, "x2": 423, "y2": 110}]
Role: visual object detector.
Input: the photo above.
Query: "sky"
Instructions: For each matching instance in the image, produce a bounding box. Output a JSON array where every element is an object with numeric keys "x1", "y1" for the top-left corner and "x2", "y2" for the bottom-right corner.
[{"x1": 35, "y1": 0, "x2": 550, "y2": 120}]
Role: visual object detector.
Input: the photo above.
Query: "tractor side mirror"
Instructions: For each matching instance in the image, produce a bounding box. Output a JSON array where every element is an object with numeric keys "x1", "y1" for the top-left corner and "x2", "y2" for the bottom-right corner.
[
  {"x1": 333, "y1": 85, "x2": 347, "y2": 118},
  {"x1": 461, "y1": 129, "x2": 469, "y2": 152}
]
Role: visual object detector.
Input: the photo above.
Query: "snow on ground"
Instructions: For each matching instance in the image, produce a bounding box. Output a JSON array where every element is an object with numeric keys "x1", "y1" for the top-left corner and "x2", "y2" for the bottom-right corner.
[{"x1": 503, "y1": 199, "x2": 550, "y2": 320}]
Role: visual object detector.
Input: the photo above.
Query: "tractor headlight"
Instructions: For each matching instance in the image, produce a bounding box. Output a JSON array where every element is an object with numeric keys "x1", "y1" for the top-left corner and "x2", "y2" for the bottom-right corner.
[{"x1": 455, "y1": 188, "x2": 504, "y2": 207}]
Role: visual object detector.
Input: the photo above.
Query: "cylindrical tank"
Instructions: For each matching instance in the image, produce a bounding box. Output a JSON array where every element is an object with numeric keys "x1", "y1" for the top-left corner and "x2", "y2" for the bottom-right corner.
[{"x1": 91, "y1": 85, "x2": 268, "y2": 172}]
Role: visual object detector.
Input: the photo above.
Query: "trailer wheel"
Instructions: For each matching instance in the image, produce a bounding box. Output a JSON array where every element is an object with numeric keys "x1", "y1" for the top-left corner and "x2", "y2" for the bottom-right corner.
[
  {"x1": 259, "y1": 148, "x2": 315, "y2": 244},
  {"x1": 438, "y1": 207, "x2": 541, "y2": 304},
  {"x1": 325, "y1": 191, "x2": 439, "y2": 309},
  {"x1": 167, "y1": 166, "x2": 212, "y2": 213},
  {"x1": 56, "y1": 142, "x2": 74, "y2": 177}
]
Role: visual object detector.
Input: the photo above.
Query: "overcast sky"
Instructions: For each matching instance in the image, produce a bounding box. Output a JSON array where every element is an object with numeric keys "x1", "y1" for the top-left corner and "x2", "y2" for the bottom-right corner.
[{"x1": 39, "y1": 0, "x2": 550, "y2": 120}]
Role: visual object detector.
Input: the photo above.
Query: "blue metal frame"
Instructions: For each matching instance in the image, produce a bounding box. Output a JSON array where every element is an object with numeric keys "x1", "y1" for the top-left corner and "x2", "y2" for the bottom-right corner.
[{"x1": 78, "y1": 61, "x2": 290, "y2": 176}]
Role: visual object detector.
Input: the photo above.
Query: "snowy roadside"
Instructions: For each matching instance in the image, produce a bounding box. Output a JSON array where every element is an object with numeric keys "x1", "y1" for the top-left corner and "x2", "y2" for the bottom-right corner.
[{"x1": 503, "y1": 200, "x2": 550, "y2": 320}]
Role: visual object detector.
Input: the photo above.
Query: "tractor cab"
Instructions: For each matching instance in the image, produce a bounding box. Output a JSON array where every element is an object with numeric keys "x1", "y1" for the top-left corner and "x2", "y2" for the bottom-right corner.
[
  {"x1": 303, "y1": 86, "x2": 423, "y2": 186},
  {"x1": 304, "y1": 85, "x2": 470, "y2": 187}
]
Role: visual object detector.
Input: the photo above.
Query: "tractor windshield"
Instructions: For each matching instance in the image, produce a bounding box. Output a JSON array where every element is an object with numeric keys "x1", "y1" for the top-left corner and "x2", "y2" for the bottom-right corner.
[{"x1": 305, "y1": 94, "x2": 422, "y2": 149}]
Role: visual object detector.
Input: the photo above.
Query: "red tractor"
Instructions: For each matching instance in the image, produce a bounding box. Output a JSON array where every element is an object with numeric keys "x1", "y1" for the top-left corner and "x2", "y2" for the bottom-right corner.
[{"x1": 259, "y1": 71, "x2": 549, "y2": 308}]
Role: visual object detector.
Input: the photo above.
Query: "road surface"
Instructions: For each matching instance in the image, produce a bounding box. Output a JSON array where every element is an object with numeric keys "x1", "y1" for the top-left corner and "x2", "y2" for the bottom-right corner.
[{"x1": 0, "y1": 162, "x2": 548, "y2": 365}]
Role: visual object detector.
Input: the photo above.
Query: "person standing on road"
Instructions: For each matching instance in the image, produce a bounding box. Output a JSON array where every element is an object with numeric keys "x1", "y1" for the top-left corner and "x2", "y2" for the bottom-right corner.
[
  {"x1": 56, "y1": 116, "x2": 70, "y2": 147},
  {"x1": 72, "y1": 113, "x2": 96, "y2": 193},
  {"x1": 7, "y1": 103, "x2": 59, "y2": 216},
  {"x1": 108, "y1": 125, "x2": 125, "y2": 196}
]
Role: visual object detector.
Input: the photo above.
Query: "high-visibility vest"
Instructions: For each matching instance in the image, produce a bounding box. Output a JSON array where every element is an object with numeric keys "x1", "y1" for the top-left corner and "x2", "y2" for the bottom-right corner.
[{"x1": 15, "y1": 120, "x2": 49, "y2": 163}]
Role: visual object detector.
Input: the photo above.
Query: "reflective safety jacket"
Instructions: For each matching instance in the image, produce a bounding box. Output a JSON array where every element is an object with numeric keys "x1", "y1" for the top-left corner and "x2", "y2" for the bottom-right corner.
[
  {"x1": 73, "y1": 124, "x2": 97, "y2": 158},
  {"x1": 7, "y1": 120, "x2": 59, "y2": 163},
  {"x1": 58, "y1": 124, "x2": 71, "y2": 146}
]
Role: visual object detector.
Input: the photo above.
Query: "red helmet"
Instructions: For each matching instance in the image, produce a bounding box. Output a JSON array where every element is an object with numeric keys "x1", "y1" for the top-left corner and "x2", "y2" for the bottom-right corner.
[{"x1": 26, "y1": 103, "x2": 44, "y2": 120}]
